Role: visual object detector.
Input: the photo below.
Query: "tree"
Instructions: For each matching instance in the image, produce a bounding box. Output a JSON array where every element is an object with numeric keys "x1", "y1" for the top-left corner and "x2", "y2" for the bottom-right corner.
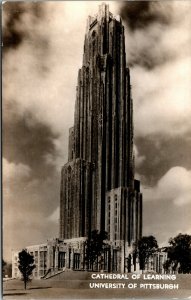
[
  {"x1": 85, "y1": 230, "x2": 108, "y2": 271},
  {"x1": 135, "y1": 236, "x2": 158, "y2": 271},
  {"x1": 165, "y1": 234, "x2": 191, "y2": 274},
  {"x1": 2, "y1": 259, "x2": 7, "y2": 277},
  {"x1": 18, "y1": 249, "x2": 36, "y2": 289},
  {"x1": 6, "y1": 263, "x2": 12, "y2": 278},
  {"x1": 2, "y1": 259, "x2": 12, "y2": 278}
]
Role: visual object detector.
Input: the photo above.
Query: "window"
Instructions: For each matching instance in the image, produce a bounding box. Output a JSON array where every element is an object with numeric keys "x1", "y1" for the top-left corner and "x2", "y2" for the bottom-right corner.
[
  {"x1": 92, "y1": 30, "x2": 97, "y2": 56},
  {"x1": 59, "y1": 252, "x2": 66, "y2": 269},
  {"x1": 73, "y1": 253, "x2": 80, "y2": 270},
  {"x1": 69, "y1": 249, "x2": 71, "y2": 269},
  {"x1": 44, "y1": 252, "x2": 47, "y2": 261},
  {"x1": 92, "y1": 30, "x2": 96, "y2": 38},
  {"x1": 108, "y1": 197, "x2": 110, "y2": 209},
  {"x1": 113, "y1": 250, "x2": 118, "y2": 272},
  {"x1": 115, "y1": 196, "x2": 118, "y2": 215}
]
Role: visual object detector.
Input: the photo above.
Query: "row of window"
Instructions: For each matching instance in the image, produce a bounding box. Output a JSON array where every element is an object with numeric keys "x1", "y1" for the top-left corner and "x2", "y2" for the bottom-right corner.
[{"x1": 107, "y1": 196, "x2": 119, "y2": 239}]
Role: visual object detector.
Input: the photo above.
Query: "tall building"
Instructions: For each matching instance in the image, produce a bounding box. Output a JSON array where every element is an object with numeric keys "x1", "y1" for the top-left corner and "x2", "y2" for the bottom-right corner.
[{"x1": 60, "y1": 3, "x2": 142, "y2": 248}]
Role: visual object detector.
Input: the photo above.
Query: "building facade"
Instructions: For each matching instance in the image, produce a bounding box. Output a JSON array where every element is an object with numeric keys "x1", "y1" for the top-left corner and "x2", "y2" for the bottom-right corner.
[
  {"x1": 60, "y1": 3, "x2": 142, "y2": 259},
  {"x1": 12, "y1": 238, "x2": 86, "y2": 279},
  {"x1": 12, "y1": 240, "x2": 168, "y2": 279},
  {"x1": 145, "y1": 248, "x2": 168, "y2": 274}
]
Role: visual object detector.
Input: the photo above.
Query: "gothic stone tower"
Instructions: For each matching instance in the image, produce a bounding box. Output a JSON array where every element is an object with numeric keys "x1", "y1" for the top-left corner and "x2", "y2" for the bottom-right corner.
[{"x1": 60, "y1": 4, "x2": 142, "y2": 250}]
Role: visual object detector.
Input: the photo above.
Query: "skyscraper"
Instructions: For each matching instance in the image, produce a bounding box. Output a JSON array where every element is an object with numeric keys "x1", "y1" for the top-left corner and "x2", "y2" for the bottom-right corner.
[{"x1": 60, "y1": 3, "x2": 142, "y2": 250}]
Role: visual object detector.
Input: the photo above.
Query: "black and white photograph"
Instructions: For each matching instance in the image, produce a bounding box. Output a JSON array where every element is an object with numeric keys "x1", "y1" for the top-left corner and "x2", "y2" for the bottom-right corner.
[{"x1": 2, "y1": 1, "x2": 191, "y2": 299}]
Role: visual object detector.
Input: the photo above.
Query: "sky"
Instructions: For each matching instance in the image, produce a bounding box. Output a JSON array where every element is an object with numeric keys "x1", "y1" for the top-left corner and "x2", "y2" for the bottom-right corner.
[{"x1": 2, "y1": 1, "x2": 191, "y2": 262}]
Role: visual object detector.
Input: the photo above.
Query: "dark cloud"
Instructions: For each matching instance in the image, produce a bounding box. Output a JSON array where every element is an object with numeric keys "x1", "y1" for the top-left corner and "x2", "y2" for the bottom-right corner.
[
  {"x1": 135, "y1": 135, "x2": 191, "y2": 186},
  {"x1": 2, "y1": 2, "x2": 45, "y2": 51},
  {"x1": 4, "y1": 168, "x2": 60, "y2": 216},
  {"x1": 128, "y1": 45, "x2": 175, "y2": 70},
  {"x1": 3, "y1": 103, "x2": 59, "y2": 179},
  {"x1": 3, "y1": 168, "x2": 60, "y2": 262},
  {"x1": 3, "y1": 2, "x2": 27, "y2": 49},
  {"x1": 119, "y1": 1, "x2": 182, "y2": 69},
  {"x1": 120, "y1": 1, "x2": 172, "y2": 31}
]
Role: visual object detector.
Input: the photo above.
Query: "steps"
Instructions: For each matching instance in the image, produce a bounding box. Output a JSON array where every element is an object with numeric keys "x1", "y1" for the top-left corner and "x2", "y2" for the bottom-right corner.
[
  {"x1": 41, "y1": 271, "x2": 129, "y2": 289},
  {"x1": 44, "y1": 271, "x2": 92, "y2": 281}
]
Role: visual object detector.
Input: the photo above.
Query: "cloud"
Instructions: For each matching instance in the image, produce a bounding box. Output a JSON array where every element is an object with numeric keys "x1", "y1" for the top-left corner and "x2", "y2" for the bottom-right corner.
[
  {"x1": 141, "y1": 166, "x2": 191, "y2": 244},
  {"x1": 2, "y1": 2, "x2": 44, "y2": 51},
  {"x1": 134, "y1": 144, "x2": 145, "y2": 167},
  {"x1": 143, "y1": 166, "x2": 191, "y2": 206},
  {"x1": 3, "y1": 158, "x2": 31, "y2": 183},
  {"x1": 133, "y1": 57, "x2": 191, "y2": 136},
  {"x1": 135, "y1": 135, "x2": 191, "y2": 186},
  {"x1": 143, "y1": 196, "x2": 191, "y2": 247},
  {"x1": 120, "y1": 1, "x2": 191, "y2": 68},
  {"x1": 120, "y1": 1, "x2": 191, "y2": 137},
  {"x1": 3, "y1": 158, "x2": 32, "y2": 198},
  {"x1": 3, "y1": 169, "x2": 60, "y2": 262},
  {"x1": 47, "y1": 207, "x2": 59, "y2": 223},
  {"x1": 3, "y1": 2, "x2": 119, "y2": 168},
  {"x1": 2, "y1": 1, "x2": 118, "y2": 134},
  {"x1": 3, "y1": 111, "x2": 59, "y2": 179},
  {"x1": 120, "y1": 2, "x2": 172, "y2": 32}
]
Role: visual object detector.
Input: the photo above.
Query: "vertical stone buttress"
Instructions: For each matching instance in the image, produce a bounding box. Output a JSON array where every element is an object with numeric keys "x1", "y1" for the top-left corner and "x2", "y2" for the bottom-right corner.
[{"x1": 60, "y1": 4, "x2": 142, "y2": 246}]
